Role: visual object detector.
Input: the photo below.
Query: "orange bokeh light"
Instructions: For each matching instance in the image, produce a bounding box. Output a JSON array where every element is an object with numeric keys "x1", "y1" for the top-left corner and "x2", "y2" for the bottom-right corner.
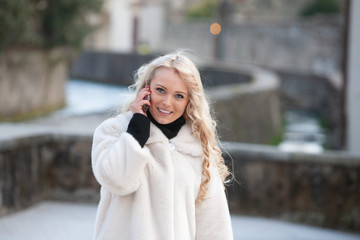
[{"x1": 210, "y1": 23, "x2": 222, "y2": 35}]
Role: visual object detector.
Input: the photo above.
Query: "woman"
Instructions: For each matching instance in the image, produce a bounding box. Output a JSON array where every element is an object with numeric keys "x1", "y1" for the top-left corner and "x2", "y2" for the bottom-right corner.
[{"x1": 91, "y1": 52, "x2": 233, "y2": 239}]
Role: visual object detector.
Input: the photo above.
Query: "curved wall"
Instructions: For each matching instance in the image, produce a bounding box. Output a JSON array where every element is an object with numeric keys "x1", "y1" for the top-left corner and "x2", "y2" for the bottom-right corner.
[
  {"x1": 204, "y1": 63, "x2": 282, "y2": 143},
  {"x1": 70, "y1": 51, "x2": 282, "y2": 144}
]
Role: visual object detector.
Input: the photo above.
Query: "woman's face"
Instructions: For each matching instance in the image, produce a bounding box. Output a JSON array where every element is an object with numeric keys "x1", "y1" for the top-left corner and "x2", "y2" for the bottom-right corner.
[{"x1": 148, "y1": 67, "x2": 189, "y2": 124}]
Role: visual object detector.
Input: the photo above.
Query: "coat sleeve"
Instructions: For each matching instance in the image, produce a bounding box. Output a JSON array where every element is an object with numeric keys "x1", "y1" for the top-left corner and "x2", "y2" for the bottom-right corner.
[
  {"x1": 91, "y1": 117, "x2": 151, "y2": 196},
  {"x1": 195, "y1": 164, "x2": 234, "y2": 240}
]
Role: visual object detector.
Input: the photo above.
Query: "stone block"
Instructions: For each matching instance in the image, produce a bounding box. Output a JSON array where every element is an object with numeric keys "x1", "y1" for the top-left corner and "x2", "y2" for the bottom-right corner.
[{"x1": 0, "y1": 48, "x2": 69, "y2": 120}]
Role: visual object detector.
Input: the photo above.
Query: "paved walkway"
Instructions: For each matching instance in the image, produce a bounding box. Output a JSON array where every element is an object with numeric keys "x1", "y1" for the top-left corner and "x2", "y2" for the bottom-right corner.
[
  {"x1": 0, "y1": 113, "x2": 107, "y2": 142},
  {"x1": 0, "y1": 201, "x2": 359, "y2": 240}
]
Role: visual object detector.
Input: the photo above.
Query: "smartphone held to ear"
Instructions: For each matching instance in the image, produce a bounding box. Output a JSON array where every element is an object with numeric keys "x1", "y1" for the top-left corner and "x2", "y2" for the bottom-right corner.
[
  {"x1": 142, "y1": 85, "x2": 151, "y2": 113},
  {"x1": 142, "y1": 94, "x2": 150, "y2": 112}
]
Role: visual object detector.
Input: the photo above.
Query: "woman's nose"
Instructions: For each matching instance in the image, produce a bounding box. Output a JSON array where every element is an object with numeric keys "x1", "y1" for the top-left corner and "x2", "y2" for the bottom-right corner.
[{"x1": 162, "y1": 95, "x2": 172, "y2": 106}]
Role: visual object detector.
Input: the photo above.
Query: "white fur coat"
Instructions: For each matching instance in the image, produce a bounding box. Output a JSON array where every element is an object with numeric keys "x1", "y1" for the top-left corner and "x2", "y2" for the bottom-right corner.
[{"x1": 91, "y1": 111, "x2": 233, "y2": 240}]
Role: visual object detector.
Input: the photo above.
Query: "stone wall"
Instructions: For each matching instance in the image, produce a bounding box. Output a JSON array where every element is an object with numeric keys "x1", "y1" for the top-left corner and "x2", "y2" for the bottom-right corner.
[
  {"x1": 0, "y1": 49, "x2": 69, "y2": 121},
  {"x1": 161, "y1": 17, "x2": 343, "y2": 74},
  {"x1": 205, "y1": 64, "x2": 282, "y2": 144},
  {"x1": 0, "y1": 134, "x2": 98, "y2": 216},
  {"x1": 224, "y1": 142, "x2": 360, "y2": 232},
  {"x1": 0, "y1": 135, "x2": 51, "y2": 215},
  {"x1": 1, "y1": 133, "x2": 359, "y2": 232}
]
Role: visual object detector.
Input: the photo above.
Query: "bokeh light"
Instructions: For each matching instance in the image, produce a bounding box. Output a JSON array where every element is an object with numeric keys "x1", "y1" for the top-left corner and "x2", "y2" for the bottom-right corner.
[{"x1": 210, "y1": 22, "x2": 222, "y2": 35}]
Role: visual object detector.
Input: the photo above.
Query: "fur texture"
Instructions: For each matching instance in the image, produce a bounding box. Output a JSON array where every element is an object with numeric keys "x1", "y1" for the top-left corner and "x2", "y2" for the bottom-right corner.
[{"x1": 91, "y1": 111, "x2": 233, "y2": 240}]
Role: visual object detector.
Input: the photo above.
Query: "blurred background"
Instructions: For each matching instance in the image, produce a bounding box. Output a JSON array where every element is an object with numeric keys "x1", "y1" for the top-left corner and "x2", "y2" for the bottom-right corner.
[{"x1": 0, "y1": 0, "x2": 360, "y2": 239}]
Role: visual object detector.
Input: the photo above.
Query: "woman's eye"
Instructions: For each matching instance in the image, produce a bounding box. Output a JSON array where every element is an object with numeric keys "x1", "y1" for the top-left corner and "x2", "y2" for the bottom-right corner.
[
  {"x1": 175, "y1": 94, "x2": 184, "y2": 99},
  {"x1": 156, "y1": 88, "x2": 165, "y2": 93}
]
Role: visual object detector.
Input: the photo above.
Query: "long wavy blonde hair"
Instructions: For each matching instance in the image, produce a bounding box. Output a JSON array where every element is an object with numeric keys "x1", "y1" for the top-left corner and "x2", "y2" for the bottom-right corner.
[{"x1": 123, "y1": 51, "x2": 229, "y2": 203}]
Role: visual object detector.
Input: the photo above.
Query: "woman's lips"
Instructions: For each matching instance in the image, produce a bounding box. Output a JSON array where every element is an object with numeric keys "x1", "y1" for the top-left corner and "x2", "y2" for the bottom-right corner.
[{"x1": 158, "y1": 107, "x2": 172, "y2": 115}]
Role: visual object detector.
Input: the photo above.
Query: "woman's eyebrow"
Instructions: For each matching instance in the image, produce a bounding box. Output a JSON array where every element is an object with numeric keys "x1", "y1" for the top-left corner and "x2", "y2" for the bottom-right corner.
[
  {"x1": 154, "y1": 83, "x2": 166, "y2": 89},
  {"x1": 176, "y1": 91, "x2": 188, "y2": 96},
  {"x1": 154, "y1": 84, "x2": 188, "y2": 95}
]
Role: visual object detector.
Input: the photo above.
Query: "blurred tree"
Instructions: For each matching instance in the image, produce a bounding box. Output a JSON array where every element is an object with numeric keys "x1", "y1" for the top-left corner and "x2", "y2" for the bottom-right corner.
[
  {"x1": 186, "y1": 0, "x2": 219, "y2": 19},
  {"x1": 301, "y1": 0, "x2": 340, "y2": 17},
  {"x1": 39, "y1": 0, "x2": 102, "y2": 49},
  {"x1": 0, "y1": 0, "x2": 102, "y2": 51},
  {"x1": 0, "y1": 0, "x2": 38, "y2": 50}
]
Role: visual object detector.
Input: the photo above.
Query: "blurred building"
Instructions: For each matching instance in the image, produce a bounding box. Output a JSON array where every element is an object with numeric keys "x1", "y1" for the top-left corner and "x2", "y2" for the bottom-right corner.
[
  {"x1": 230, "y1": 0, "x2": 345, "y2": 23},
  {"x1": 81, "y1": 0, "x2": 359, "y2": 153},
  {"x1": 84, "y1": 0, "x2": 346, "y2": 56},
  {"x1": 84, "y1": 0, "x2": 165, "y2": 53},
  {"x1": 346, "y1": 0, "x2": 360, "y2": 154}
]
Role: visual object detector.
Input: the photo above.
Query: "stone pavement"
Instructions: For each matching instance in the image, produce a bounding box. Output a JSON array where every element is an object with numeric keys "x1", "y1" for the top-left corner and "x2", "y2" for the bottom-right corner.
[{"x1": 0, "y1": 201, "x2": 359, "y2": 240}]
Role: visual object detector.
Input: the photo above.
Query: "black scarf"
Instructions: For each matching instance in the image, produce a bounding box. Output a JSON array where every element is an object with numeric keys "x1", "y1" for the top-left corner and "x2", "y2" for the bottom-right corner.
[{"x1": 147, "y1": 111, "x2": 186, "y2": 139}]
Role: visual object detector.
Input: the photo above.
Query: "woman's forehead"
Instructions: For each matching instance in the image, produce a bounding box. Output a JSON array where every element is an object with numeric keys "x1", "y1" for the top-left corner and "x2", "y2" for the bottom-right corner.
[{"x1": 152, "y1": 68, "x2": 188, "y2": 92}]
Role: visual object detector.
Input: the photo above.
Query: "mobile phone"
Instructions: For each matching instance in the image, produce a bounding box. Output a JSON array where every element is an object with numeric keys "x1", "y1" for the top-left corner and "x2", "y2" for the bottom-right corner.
[{"x1": 142, "y1": 86, "x2": 151, "y2": 113}]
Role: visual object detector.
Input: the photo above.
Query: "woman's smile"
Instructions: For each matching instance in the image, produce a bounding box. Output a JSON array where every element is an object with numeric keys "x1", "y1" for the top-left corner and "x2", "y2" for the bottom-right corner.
[{"x1": 157, "y1": 108, "x2": 172, "y2": 115}]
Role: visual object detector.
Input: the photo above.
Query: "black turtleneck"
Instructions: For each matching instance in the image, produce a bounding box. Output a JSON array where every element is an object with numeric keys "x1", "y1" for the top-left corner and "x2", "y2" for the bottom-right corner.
[
  {"x1": 126, "y1": 111, "x2": 186, "y2": 148},
  {"x1": 147, "y1": 111, "x2": 186, "y2": 139}
]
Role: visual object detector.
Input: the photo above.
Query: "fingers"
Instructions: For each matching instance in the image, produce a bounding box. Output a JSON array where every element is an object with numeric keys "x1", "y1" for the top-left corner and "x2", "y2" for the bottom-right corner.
[
  {"x1": 130, "y1": 87, "x2": 151, "y2": 115},
  {"x1": 138, "y1": 86, "x2": 151, "y2": 100}
]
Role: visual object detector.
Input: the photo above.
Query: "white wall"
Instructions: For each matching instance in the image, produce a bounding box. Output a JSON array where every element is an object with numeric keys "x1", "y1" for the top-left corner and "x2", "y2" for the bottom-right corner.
[
  {"x1": 103, "y1": 1, "x2": 165, "y2": 53},
  {"x1": 346, "y1": 0, "x2": 360, "y2": 153},
  {"x1": 108, "y1": 0, "x2": 133, "y2": 52},
  {"x1": 139, "y1": 3, "x2": 165, "y2": 51}
]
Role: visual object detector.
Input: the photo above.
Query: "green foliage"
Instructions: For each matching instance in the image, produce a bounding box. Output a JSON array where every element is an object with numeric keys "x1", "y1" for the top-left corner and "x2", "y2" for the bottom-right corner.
[
  {"x1": 186, "y1": 0, "x2": 219, "y2": 19},
  {"x1": 269, "y1": 116, "x2": 286, "y2": 146},
  {"x1": 319, "y1": 117, "x2": 331, "y2": 131},
  {"x1": 40, "y1": 0, "x2": 102, "y2": 49},
  {"x1": 0, "y1": 1, "x2": 38, "y2": 49},
  {"x1": 269, "y1": 130, "x2": 284, "y2": 146},
  {"x1": 301, "y1": 0, "x2": 340, "y2": 17},
  {"x1": 0, "y1": 0, "x2": 102, "y2": 50}
]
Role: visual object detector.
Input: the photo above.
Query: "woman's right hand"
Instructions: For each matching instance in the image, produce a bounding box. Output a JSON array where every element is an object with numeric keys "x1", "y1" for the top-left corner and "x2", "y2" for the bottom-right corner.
[{"x1": 130, "y1": 86, "x2": 151, "y2": 115}]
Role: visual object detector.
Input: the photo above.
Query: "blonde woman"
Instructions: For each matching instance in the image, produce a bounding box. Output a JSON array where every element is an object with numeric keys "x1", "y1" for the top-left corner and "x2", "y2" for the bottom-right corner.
[{"x1": 91, "y1": 52, "x2": 233, "y2": 239}]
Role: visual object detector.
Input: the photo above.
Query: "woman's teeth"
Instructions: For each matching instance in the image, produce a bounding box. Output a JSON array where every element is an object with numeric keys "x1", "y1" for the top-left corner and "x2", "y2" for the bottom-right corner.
[{"x1": 158, "y1": 108, "x2": 171, "y2": 114}]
